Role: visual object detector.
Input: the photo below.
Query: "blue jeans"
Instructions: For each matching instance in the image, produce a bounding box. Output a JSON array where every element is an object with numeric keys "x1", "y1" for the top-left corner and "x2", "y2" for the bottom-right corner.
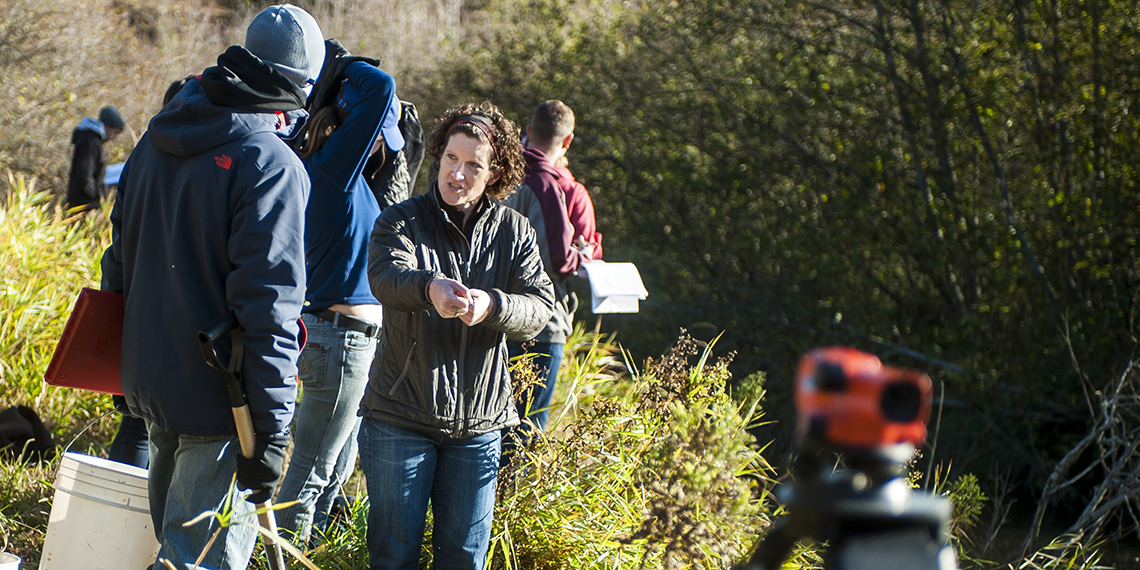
[
  {"x1": 358, "y1": 418, "x2": 501, "y2": 570},
  {"x1": 275, "y1": 313, "x2": 376, "y2": 542},
  {"x1": 147, "y1": 422, "x2": 258, "y2": 570},
  {"x1": 109, "y1": 413, "x2": 150, "y2": 468}
]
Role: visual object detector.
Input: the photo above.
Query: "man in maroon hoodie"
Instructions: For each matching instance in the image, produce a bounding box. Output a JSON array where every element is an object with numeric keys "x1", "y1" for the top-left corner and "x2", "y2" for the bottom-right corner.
[
  {"x1": 554, "y1": 155, "x2": 603, "y2": 260},
  {"x1": 506, "y1": 100, "x2": 602, "y2": 443}
]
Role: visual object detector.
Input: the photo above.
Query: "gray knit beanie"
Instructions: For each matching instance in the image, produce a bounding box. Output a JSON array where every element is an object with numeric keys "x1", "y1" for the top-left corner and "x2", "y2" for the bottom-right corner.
[
  {"x1": 98, "y1": 106, "x2": 125, "y2": 130},
  {"x1": 244, "y1": 4, "x2": 325, "y2": 87}
]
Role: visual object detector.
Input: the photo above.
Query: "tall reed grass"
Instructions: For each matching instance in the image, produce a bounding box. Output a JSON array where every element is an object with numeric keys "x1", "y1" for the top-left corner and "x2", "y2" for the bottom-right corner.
[
  {"x1": 0, "y1": 172, "x2": 119, "y2": 562},
  {"x1": 0, "y1": 172, "x2": 116, "y2": 435}
]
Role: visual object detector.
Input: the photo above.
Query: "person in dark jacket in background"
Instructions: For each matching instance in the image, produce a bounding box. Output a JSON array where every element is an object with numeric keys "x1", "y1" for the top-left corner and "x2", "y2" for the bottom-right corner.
[
  {"x1": 274, "y1": 42, "x2": 401, "y2": 544},
  {"x1": 65, "y1": 105, "x2": 124, "y2": 213},
  {"x1": 99, "y1": 5, "x2": 323, "y2": 569},
  {"x1": 358, "y1": 101, "x2": 554, "y2": 569}
]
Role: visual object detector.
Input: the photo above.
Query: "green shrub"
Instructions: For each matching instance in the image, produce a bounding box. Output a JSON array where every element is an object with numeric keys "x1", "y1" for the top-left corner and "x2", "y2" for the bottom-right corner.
[
  {"x1": 490, "y1": 330, "x2": 774, "y2": 569},
  {"x1": 422, "y1": 0, "x2": 1140, "y2": 501}
]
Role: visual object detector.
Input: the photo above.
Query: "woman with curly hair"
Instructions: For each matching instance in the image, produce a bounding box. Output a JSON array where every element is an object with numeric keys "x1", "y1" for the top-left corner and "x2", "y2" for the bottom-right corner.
[{"x1": 358, "y1": 101, "x2": 554, "y2": 569}]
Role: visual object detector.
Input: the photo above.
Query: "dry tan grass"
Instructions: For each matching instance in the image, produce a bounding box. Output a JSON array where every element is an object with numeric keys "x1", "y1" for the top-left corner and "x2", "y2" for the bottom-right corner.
[
  {"x1": 314, "y1": 0, "x2": 468, "y2": 73},
  {"x1": 0, "y1": 0, "x2": 473, "y2": 201},
  {"x1": 0, "y1": 0, "x2": 239, "y2": 193}
]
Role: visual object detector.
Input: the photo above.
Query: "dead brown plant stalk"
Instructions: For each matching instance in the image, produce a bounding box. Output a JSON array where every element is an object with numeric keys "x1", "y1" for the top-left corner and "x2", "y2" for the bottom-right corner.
[{"x1": 1019, "y1": 360, "x2": 1140, "y2": 559}]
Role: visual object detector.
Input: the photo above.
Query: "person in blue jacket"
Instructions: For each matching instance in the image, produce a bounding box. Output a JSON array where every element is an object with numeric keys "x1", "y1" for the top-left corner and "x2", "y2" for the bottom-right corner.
[
  {"x1": 99, "y1": 5, "x2": 322, "y2": 569},
  {"x1": 106, "y1": 75, "x2": 195, "y2": 471},
  {"x1": 273, "y1": 43, "x2": 403, "y2": 544}
]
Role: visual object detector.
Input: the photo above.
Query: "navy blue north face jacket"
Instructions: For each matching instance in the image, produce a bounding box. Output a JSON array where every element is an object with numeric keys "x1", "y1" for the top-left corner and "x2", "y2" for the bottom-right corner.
[{"x1": 101, "y1": 75, "x2": 308, "y2": 438}]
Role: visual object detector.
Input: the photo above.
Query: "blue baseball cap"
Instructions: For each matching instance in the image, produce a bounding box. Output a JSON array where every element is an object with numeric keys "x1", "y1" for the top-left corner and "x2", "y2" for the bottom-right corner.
[
  {"x1": 337, "y1": 85, "x2": 404, "y2": 153},
  {"x1": 380, "y1": 93, "x2": 404, "y2": 153}
]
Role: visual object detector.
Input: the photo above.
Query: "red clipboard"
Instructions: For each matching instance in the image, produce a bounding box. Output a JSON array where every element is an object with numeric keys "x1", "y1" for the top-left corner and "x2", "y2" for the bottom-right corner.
[{"x1": 44, "y1": 288, "x2": 124, "y2": 395}]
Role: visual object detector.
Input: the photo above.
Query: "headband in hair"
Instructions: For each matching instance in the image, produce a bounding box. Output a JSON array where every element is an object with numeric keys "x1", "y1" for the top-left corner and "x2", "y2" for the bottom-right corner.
[{"x1": 445, "y1": 113, "x2": 499, "y2": 164}]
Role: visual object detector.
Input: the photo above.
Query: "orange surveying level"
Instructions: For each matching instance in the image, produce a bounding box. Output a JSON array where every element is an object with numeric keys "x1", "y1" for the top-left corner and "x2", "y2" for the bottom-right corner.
[
  {"x1": 794, "y1": 346, "x2": 933, "y2": 451},
  {"x1": 736, "y1": 347, "x2": 958, "y2": 570}
]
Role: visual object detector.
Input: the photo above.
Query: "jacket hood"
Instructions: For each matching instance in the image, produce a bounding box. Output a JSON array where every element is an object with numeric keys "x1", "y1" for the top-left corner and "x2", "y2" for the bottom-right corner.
[
  {"x1": 146, "y1": 79, "x2": 283, "y2": 157},
  {"x1": 552, "y1": 162, "x2": 578, "y2": 185},
  {"x1": 200, "y1": 46, "x2": 307, "y2": 112},
  {"x1": 73, "y1": 117, "x2": 106, "y2": 141},
  {"x1": 523, "y1": 147, "x2": 561, "y2": 180}
]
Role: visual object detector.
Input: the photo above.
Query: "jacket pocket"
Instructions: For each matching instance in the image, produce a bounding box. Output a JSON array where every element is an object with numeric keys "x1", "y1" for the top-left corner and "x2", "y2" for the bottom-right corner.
[{"x1": 387, "y1": 340, "x2": 418, "y2": 396}]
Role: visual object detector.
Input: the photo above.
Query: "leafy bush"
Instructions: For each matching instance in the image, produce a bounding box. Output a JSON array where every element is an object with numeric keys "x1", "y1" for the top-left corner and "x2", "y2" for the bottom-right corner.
[{"x1": 491, "y1": 331, "x2": 773, "y2": 569}]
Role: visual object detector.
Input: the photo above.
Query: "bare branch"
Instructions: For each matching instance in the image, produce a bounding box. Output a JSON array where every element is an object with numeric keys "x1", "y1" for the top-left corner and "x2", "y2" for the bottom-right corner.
[{"x1": 1020, "y1": 361, "x2": 1140, "y2": 559}]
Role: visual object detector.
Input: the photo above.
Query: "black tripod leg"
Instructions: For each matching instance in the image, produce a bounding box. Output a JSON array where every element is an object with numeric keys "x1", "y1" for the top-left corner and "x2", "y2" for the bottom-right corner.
[{"x1": 736, "y1": 520, "x2": 800, "y2": 570}]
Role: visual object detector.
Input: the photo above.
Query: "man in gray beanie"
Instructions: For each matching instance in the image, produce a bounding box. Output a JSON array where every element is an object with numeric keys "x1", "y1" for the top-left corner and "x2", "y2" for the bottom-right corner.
[
  {"x1": 245, "y1": 4, "x2": 325, "y2": 88},
  {"x1": 65, "y1": 104, "x2": 124, "y2": 213},
  {"x1": 100, "y1": 4, "x2": 323, "y2": 569}
]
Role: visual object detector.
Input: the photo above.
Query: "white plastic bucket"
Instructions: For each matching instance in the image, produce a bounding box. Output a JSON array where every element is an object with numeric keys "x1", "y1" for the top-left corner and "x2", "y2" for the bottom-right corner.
[
  {"x1": 38, "y1": 452, "x2": 160, "y2": 570},
  {"x1": 0, "y1": 552, "x2": 21, "y2": 570}
]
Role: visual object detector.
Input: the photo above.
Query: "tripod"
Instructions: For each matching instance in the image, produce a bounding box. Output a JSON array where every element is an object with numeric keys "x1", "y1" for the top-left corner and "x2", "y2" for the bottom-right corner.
[{"x1": 737, "y1": 443, "x2": 958, "y2": 570}]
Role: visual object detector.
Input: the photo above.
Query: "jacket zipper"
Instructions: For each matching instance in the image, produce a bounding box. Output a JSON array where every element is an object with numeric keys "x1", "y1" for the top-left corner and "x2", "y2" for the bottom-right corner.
[
  {"x1": 457, "y1": 327, "x2": 469, "y2": 432},
  {"x1": 388, "y1": 340, "x2": 417, "y2": 396},
  {"x1": 442, "y1": 195, "x2": 492, "y2": 435},
  {"x1": 455, "y1": 233, "x2": 471, "y2": 433},
  {"x1": 454, "y1": 210, "x2": 484, "y2": 433}
]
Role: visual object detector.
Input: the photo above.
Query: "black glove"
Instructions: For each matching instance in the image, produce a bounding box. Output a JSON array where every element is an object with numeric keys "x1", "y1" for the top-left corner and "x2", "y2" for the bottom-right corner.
[
  {"x1": 310, "y1": 38, "x2": 349, "y2": 108},
  {"x1": 112, "y1": 395, "x2": 131, "y2": 414},
  {"x1": 235, "y1": 431, "x2": 289, "y2": 504},
  {"x1": 326, "y1": 37, "x2": 350, "y2": 60}
]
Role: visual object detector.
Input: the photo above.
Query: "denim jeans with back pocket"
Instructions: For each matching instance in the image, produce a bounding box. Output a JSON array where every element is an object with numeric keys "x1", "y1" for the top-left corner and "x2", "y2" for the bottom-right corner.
[{"x1": 274, "y1": 313, "x2": 376, "y2": 542}]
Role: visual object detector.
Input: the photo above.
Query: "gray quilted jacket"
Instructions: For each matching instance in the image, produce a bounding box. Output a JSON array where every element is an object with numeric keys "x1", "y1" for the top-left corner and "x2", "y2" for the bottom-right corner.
[{"x1": 361, "y1": 186, "x2": 555, "y2": 438}]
